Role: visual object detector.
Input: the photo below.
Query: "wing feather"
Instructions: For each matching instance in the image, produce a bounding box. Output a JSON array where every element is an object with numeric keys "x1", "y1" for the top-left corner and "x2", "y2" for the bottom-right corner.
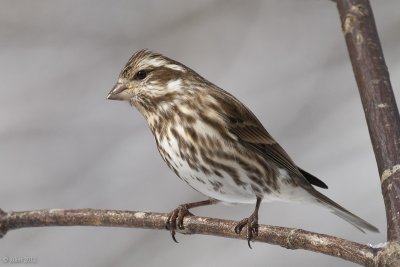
[{"x1": 208, "y1": 88, "x2": 323, "y2": 188}]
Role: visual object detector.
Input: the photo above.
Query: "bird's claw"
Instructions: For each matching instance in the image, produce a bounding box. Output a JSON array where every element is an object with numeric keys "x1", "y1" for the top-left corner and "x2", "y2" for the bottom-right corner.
[
  {"x1": 165, "y1": 205, "x2": 194, "y2": 243},
  {"x1": 234, "y1": 213, "x2": 259, "y2": 249}
]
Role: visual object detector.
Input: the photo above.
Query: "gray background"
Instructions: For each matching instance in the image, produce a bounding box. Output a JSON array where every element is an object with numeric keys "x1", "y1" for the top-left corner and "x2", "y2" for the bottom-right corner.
[{"x1": 1, "y1": 0, "x2": 399, "y2": 266}]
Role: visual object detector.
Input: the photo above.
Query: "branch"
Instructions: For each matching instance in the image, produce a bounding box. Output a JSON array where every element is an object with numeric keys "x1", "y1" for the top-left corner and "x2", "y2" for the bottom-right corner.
[
  {"x1": 336, "y1": 0, "x2": 400, "y2": 242},
  {"x1": 0, "y1": 208, "x2": 379, "y2": 266}
]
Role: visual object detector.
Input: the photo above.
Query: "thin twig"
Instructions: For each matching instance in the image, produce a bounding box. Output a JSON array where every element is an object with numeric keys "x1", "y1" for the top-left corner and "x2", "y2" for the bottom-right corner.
[
  {"x1": 336, "y1": 0, "x2": 400, "y2": 242},
  {"x1": 0, "y1": 208, "x2": 378, "y2": 266}
]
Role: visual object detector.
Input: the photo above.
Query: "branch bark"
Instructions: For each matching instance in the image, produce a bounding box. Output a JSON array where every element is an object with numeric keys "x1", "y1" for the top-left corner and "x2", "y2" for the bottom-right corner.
[
  {"x1": 0, "y1": 208, "x2": 379, "y2": 266},
  {"x1": 336, "y1": 0, "x2": 400, "y2": 242}
]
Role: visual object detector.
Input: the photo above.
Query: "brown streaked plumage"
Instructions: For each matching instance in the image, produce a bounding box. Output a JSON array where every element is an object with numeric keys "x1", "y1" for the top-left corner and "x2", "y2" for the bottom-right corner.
[{"x1": 107, "y1": 49, "x2": 379, "y2": 246}]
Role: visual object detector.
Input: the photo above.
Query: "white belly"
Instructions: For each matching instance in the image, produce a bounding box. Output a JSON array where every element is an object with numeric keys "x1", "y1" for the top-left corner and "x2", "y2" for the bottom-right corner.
[{"x1": 156, "y1": 123, "x2": 313, "y2": 205}]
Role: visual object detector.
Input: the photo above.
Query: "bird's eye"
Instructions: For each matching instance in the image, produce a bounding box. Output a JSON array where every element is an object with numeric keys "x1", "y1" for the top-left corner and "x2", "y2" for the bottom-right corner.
[{"x1": 135, "y1": 70, "x2": 147, "y2": 80}]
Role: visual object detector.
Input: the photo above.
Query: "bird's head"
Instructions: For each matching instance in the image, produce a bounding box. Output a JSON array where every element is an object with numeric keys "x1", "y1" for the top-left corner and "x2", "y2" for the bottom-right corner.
[{"x1": 107, "y1": 50, "x2": 203, "y2": 115}]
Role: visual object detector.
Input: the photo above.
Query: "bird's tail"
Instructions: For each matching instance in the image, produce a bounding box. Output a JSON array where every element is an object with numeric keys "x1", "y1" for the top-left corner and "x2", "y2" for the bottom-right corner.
[{"x1": 310, "y1": 189, "x2": 379, "y2": 233}]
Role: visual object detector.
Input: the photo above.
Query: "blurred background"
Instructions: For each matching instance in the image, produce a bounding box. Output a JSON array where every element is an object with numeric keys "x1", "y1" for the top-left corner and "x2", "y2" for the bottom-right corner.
[{"x1": 1, "y1": 0, "x2": 399, "y2": 266}]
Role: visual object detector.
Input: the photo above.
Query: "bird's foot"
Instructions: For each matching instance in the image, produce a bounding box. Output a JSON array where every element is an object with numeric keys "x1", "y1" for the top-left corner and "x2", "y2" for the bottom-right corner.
[
  {"x1": 165, "y1": 199, "x2": 218, "y2": 243},
  {"x1": 234, "y1": 212, "x2": 259, "y2": 248},
  {"x1": 165, "y1": 204, "x2": 194, "y2": 243},
  {"x1": 234, "y1": 197, "x2": 262, "y2": 248}
]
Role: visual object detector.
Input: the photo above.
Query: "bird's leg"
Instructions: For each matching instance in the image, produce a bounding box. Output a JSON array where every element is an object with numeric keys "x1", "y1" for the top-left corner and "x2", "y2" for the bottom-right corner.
[
  {"x1": 234, "y1": 197, "x2": 262, "y2": 248},
  {"x1": 166, "y1": 199, "x2": 219, "y2": 243}
]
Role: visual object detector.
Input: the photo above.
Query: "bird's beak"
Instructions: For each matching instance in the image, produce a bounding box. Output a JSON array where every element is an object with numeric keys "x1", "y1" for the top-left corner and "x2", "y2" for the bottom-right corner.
[{"x1": 107, "y1": 83, "x2": 129, "y2": 101}]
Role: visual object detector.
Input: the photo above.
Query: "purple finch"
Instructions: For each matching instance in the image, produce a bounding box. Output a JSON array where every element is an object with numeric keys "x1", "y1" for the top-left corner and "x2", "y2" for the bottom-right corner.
[{"x1": 107, "y1": 50, "x2": 378, "y2": 246}]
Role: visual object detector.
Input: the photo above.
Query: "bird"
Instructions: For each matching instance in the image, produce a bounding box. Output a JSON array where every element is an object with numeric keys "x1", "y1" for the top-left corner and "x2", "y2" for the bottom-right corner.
[{"x1": 107, "y1": 49, "x2": 379, "y2": 247}]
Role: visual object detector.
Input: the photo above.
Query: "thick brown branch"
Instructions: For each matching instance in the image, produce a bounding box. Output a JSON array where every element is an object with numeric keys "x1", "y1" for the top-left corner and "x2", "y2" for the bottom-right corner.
[
  {"x1": 0, "y1": 208, "x2": 378, "y2": 266},
  {"x1": 336, "y1": 0, "x2": 400, "y2": 242}
]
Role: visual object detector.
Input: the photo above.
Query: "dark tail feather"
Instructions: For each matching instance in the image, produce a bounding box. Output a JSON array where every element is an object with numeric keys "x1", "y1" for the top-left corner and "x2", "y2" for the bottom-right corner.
[
  {"x1": 298, "y1": 167, "x2": 328, "y2": 189},
  {"x1": 310, "y1": 189, "x2": 379, "y2": 233}
]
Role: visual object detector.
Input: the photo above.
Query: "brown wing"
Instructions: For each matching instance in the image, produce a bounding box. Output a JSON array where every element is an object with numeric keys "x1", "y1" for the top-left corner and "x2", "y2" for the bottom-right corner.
[
  {"x1": 209, "y1": 88, "x2": 327, "y2": 189},
  {"x1": 208, "y1": 89, "x2": 301, "y2": 175}
]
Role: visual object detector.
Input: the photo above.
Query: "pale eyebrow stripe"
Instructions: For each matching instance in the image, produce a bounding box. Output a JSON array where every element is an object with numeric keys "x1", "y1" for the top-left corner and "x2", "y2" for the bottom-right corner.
[{"x1": 165, "y1": 64, "x2": 186, "y2": 72}]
